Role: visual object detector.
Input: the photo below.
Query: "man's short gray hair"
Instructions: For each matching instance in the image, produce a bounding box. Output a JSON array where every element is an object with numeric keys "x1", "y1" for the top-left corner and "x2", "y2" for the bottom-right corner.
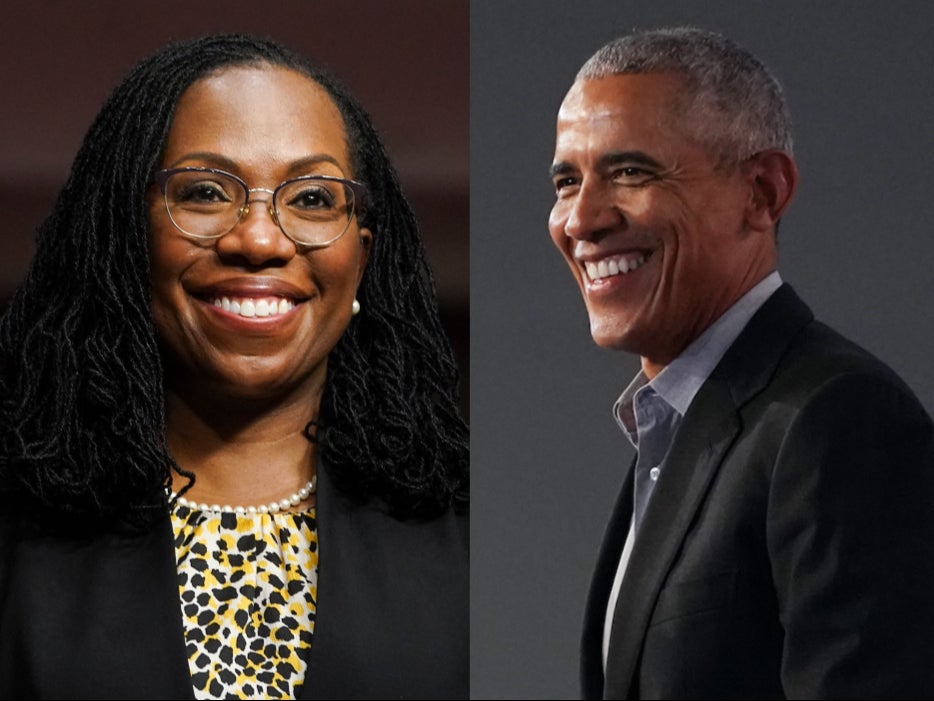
[{"x1": 577, "y1": 27, "x2": 793, "y2": 166}]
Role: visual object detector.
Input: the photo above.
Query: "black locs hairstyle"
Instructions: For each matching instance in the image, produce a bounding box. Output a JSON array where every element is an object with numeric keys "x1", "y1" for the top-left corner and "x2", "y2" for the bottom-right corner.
[{"x1": 0, "y1": 34, "x2": 468, "y2": 526}]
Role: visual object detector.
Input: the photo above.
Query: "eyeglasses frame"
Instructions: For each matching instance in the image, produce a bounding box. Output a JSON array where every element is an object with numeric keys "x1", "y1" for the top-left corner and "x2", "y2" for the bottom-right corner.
[{"x1": 152, "y1": 166, "x2": 369, "y2": 249}]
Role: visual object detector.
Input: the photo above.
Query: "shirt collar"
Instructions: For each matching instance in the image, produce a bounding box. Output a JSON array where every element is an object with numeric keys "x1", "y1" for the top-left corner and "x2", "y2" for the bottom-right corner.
[{"x1": 613, "y1": 271, "x2": 783, "y2": 442}]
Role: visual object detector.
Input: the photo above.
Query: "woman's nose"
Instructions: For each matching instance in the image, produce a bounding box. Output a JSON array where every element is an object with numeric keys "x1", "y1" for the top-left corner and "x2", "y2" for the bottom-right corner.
[{"x1": 214, "y1": 193, "x2": 297, "y2": 266}]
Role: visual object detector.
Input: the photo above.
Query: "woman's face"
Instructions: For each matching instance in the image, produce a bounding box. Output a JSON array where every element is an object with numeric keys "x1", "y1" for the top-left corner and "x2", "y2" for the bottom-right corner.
[{"x1": 148, "y1": 65, "x2": 371, "y2": 402}]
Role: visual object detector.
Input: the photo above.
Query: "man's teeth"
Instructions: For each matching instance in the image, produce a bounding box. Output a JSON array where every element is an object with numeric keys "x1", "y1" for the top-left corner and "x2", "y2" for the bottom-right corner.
[
  {"x1": 211, "y1": 296, "x2": 294, "y2": 318},
  {"x1": 586, "y1": 254, "x2": 647, "y2": 281}
]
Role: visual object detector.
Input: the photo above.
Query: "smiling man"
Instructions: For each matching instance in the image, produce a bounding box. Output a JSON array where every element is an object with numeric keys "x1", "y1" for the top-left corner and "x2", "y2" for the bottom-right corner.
[{"x1": 548, "y1": 27, "x2": 934, "y2": 699}]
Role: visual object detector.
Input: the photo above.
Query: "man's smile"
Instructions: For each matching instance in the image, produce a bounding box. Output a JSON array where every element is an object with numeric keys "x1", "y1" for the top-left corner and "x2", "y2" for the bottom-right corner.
[{"x1": 580, "y1": 251, "x2": 650, "y2": 281}]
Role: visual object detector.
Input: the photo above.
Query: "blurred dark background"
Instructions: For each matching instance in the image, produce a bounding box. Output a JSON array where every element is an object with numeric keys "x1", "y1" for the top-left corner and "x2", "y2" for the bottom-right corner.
[{"x1": 0, "y1": 0, "x2": 468, "y2": 412}]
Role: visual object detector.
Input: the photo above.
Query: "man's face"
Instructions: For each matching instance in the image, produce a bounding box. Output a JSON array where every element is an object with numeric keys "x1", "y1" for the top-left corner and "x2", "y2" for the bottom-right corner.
[{"x1": 548, "y1": 73, "x2": 777, "y2": 376}]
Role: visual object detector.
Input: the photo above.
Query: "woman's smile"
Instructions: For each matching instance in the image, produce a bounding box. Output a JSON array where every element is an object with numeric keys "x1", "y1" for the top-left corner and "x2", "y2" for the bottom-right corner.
[{"x1": 148, "y1": 65, "x2": 370, "y2": 398}]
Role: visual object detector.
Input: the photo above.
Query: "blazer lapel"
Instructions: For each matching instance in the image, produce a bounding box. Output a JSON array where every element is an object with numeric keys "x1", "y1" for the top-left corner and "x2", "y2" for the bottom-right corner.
[
  {"x1": 105, "y1": 514, "x2": 195, "y2": 698},
  {"x1": 602, "y1": 284, "x2": 814, "y2": 697},
  {"x1": 297, "y1": 465, "x2": 335, "y2": 700},
  {"x1": 4, "y1": 512, "x2": 193, "y2": 699},
  {"x1": 299, "y1": 461, "x2": 468, "y2": 699},
  {"x1": 604, "y1": 381, "x2": 741, "y2": 697},
  {"x1": 299, "y1": 462, "x2": 368, "y2": 700},
  {"x1": 581, "y1": 459, "x2": 635, "y2": 700}
]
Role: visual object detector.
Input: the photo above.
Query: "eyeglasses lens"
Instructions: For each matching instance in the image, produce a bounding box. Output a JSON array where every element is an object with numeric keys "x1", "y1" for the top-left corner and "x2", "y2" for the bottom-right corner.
[
  {"x1": 163, "y1": 171, "x2": 356, "y2": 245},
  {"x1": 276, "y1": 177, "x2": 356, "y2": 245}
]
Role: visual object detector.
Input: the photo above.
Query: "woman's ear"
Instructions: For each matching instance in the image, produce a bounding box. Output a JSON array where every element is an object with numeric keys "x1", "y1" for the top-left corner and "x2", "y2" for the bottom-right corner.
[
  {"x1": 356, "y1": 227, "x2": 373, "y2": 284},
  {"x1": 744, "y1": 149, "x2": 798, "y2": 234}
]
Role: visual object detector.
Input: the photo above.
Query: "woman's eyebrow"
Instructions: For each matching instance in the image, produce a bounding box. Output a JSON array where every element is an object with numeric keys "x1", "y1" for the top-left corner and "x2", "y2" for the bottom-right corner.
[
  {"x1": 285, "y1": 153, "x2": 345, "y2": 177},
  {"x1": 163, "y1": 152, "x2": 347, "y2": 176},
  {"x1": 165, "y1": 151, "x2": 238, "y2": 171}
]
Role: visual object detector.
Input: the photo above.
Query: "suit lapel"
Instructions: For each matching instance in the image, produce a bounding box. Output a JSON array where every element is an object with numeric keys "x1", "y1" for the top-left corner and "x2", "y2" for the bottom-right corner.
[
  {"x1": 602, "y1": 284, "x2": 814, "y2": 697},
  {"x1": 6, "y1": 512, "x2": 194, "y2": 698},
  {"x1": 299, "y1": 462, "x2": 468, "y2": 699},
  {"x1": 604, "y1": 381, "x2": 741, "y2": 697},
  {"x1": 298, "y1": 462, "x2": 364, "y2": 700},
  {"x1": 107, "y1": 514, "x2": 196, "y2": 698},
  {"x1": 581, "y1": 459, "x2": 635, "y2": 699},
  {"x1": 297, "y1": 465, "x2": 334, "y2": 700}
]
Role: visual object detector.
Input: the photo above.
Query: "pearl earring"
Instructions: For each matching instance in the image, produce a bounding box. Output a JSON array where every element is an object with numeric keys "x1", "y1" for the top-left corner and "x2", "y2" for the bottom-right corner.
[{"x1": 352, "y1": 299, "x2": 361, "y2": 315}]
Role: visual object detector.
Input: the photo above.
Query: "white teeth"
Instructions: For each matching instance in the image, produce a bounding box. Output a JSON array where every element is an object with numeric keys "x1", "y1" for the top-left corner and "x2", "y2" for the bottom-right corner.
[
  {"x1": 209, "y1": 296, "x2": 295, "y2": 319},
  {"x1": 584, "y1": 253, "x2": 647, "y2": 281}
]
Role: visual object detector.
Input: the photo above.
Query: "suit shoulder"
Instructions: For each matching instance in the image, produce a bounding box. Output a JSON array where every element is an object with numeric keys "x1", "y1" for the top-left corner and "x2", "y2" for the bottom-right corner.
[{"x1": 773, "y1": 319, "x2": 925, "y2": 411}]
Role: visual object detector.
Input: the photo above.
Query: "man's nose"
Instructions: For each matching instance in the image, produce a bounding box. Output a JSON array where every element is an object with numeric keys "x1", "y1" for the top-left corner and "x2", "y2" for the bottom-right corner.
[{"x1": 561, "y1": 180, "x2": 624, "y2": 241}]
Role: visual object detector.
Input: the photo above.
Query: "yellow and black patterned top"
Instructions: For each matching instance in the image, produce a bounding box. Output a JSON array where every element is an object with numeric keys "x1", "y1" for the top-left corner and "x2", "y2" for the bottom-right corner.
[{"x1": 170, "y1": 505, "x2": 318, "y2": 700}]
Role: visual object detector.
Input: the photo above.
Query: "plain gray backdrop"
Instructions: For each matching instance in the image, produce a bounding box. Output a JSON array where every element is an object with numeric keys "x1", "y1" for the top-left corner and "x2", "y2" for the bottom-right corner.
[{"x1": 469, "y1": 1, "x2": 934, "y2": 698}]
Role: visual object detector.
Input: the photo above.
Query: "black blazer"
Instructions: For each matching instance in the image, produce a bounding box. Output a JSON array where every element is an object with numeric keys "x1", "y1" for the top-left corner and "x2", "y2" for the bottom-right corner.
[
  {"x1": 0, "y1": 463, "x2": 468, "y2": 699},
  {"x1": 582, "y1": 285, "x2": 934, "y2": 699}
]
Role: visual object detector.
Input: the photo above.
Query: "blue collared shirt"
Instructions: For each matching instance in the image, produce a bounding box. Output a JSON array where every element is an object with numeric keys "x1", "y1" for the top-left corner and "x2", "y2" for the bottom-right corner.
[
  {"x1": 613, "y1": 270, "x2": 784, "y2": 518},
  {"x1": 602, "y1": 270, "x2": 783, "y2": 670}
]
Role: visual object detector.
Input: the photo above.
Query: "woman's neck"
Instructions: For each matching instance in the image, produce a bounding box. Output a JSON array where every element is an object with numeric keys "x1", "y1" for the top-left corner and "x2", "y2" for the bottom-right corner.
[{"x1": 163, "y1": 386, "x2": 320, "y2": 508}]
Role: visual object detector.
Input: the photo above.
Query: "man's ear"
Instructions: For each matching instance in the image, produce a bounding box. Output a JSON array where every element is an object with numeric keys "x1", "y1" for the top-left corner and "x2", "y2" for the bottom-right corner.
[{"x1": 744, "y1": 149, "x2": 798, "y2": 234}]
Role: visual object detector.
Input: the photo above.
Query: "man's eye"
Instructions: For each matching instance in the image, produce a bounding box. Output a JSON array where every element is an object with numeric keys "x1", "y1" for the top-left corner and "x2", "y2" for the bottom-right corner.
[
  {"x1": 553, "y1": 177, "x2": 579, "y2": 194},
  {"x1": 612, "y1": 167, "x2": 654, "y2": 184}
]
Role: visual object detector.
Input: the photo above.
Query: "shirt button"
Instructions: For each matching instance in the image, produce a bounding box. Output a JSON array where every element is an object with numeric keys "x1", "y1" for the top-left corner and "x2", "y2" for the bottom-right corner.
[{"x1": 650, "y1": 467, "x2": 660, "y2": 481}]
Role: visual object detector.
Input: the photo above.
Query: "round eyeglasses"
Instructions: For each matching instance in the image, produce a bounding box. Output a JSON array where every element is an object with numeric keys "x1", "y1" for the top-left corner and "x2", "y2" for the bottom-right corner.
[{"x1": 152, "y1": 167, "x2": 369, "y2": 248}]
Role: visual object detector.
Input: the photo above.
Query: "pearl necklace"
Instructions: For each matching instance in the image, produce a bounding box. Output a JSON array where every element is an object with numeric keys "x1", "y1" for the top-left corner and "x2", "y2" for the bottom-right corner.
[{"x1": 169, "y1": 476, "x2": 317, "y2": 515}]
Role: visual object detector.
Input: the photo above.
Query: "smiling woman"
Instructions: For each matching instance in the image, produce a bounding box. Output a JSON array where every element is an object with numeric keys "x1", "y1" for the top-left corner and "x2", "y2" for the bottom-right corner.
[
  {"x1": 0, "y1": 35, "x2": 467, "y2": 700},
  {"x1": 149, "y1": 66, "x2": 371, "y2": 410}
]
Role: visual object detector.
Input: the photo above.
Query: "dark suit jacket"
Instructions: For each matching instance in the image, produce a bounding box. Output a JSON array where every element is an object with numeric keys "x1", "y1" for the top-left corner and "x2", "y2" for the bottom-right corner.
[
  {"x1": 0, "y1": 462, "x2": 468, "y2": 699},
  {"x1": 582, "y1": 285, "x2": 934, "y2": 699}
]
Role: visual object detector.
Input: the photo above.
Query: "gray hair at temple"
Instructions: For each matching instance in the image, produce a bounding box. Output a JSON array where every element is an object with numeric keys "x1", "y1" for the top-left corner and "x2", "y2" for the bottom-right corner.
[{"x1": 577, "y1": 27, "x2": 793, "y2": 167}]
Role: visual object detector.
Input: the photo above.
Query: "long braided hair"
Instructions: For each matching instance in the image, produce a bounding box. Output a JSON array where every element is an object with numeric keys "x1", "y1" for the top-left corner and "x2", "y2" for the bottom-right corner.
[{"x1": 0, "y1": 34, "x2": 468, "y2": 528}]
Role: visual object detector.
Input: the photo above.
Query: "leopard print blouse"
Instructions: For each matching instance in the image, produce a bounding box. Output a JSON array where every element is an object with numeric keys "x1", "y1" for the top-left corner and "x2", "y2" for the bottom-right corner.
[{"x1": 170, "y1": 504, "x2": 318, "y2": 699}]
